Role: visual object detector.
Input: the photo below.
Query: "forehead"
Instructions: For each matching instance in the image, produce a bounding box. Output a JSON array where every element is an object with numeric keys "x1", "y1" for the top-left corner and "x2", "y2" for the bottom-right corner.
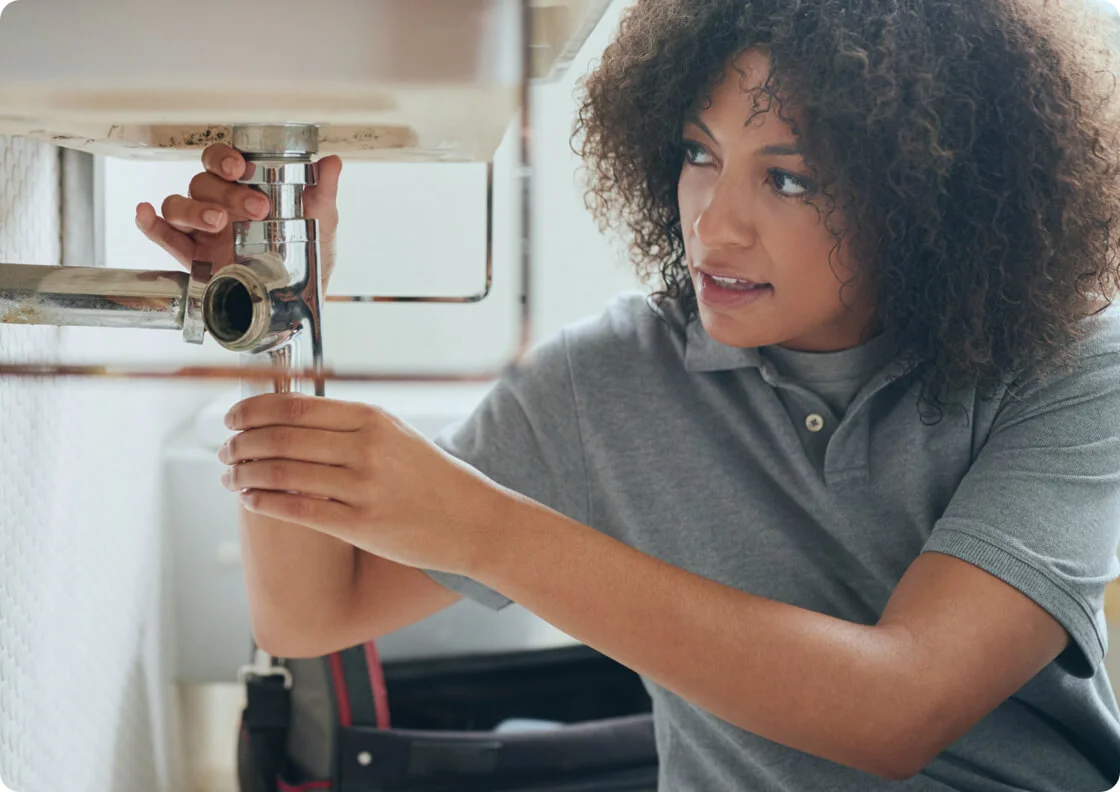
[
  {"x1": 727, "y1": 48, "x2": 774, "y2": 95},
  {"x1": 690, "y1": 48, "x2": 801, "y2": 139}
]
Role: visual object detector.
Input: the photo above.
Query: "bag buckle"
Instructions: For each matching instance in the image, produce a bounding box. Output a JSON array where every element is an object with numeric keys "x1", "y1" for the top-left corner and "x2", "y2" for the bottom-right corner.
[{"x1": 237, "y1": 648, "x2": 293, "y2": 690}]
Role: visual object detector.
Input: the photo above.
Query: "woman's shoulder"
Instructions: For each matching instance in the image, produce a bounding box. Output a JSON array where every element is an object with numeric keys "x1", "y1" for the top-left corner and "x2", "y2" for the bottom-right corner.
[
  {"x1": 990, "y1": 303, "x2": 1120, "y2": 426},
  {"x1": 484, "y1": 292, "x2": 688, "y2": 430},
  {"x1": 561, "y1": 290, "x2": 690, "y2": 373},
  {"x1": 1030, "y1": 303, "x2": 1120, "y2": 389},
  {"x1": 1076, "y1": 302, "x2": 1120, "y2": 361}
]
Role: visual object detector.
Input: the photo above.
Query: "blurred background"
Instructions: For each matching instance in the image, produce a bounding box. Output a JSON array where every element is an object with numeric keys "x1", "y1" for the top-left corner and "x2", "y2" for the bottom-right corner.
[
  {"x1": 0, "y1": 3, "x2": 647, "y2": 790},
  {"x1": 2, "y1": 2, "x2": 1120, "y2": 792}
]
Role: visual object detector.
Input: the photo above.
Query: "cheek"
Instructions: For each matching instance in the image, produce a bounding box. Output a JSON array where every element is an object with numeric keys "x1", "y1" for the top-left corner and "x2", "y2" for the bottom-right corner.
[
  {"x1": 676, "y1": 170, "x2": 709, "y2": 242},
  {"x1": 777, "y1": 202, "x2": 832, "y2": 258},
  {"x1": 677, "y1": 183, "x2": 697, "y2": 241},
  {"x1": 783, "y1": 241, "x2": 840, "y2": 284},
  {"x1": 768, "y1": 214, "x2": 851, "y2": 301}
]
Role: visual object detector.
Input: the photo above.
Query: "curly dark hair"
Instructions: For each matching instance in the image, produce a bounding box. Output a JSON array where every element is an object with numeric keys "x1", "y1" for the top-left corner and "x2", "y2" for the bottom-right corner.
[{"x1": 573, "y1": 0, "x2": 1120, "y2": 409}]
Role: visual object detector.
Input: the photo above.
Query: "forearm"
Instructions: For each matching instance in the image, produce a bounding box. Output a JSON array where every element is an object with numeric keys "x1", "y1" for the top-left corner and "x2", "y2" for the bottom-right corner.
[
  {"x1": 235, "y1": 269, "x2": 361, "y2": 656},
  {"x1": 239, "y1": 506, "x2": 358, "y2": 655},
  {"x1": 471, "y1": 494, "x2": 922, "y2": 778}
]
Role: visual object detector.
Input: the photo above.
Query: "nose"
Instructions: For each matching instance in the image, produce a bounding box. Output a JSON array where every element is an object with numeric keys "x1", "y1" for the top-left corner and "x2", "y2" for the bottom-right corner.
[{"x1": 691, "y1": 177, "x2": 757, "y2": 250}]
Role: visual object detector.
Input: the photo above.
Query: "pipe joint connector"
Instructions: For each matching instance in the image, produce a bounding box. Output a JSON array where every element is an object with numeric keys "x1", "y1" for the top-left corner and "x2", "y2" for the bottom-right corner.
[
  {"x1": 182, "y1": 261, "x2": 212, "y2": 345},
  {"x1": 202, "y1": 265, "x2": 274, "y2": 353}
]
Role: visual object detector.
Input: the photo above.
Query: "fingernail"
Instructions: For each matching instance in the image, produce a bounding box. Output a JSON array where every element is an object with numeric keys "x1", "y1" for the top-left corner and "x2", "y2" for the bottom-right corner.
[
  {"x1": 203, "y1": 209, "x2": 223, "y2": 228},
  {"x1": 220, "y1": 469, "x2": 231, "y2": 488},
  {"x1": 135, "y1": 214, "x2": 145, "y2": 231},
  {"x1": 225, "y1": 411, "x2": 237, "y2": 429},
  {"x1": 246, "y1": 197, "x2": 267, "y2": 216},
  {"x1": 217, "y1": 439, "x2": 229, "y2": 462},
  {"x1": 222, "y1": 157, "x2": 239, "y2": 178}
]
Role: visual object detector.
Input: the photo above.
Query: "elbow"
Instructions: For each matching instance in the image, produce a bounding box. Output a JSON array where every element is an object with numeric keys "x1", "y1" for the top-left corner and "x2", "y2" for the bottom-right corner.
[
  {"x1": 823, "y1": 702, "x2": 940, "y2": 780},
  {"x1": 861, "y1": 714, "x2": 943, "y2": 781},
  {"x1": 249, "y1": 609, "x2": 343, "y2": 659},
  {"x1": 836, "y1": 742, "x2": 929, "y2": 782},
  {"x1": 251, "y1": 621, "x2": 320, "y2": 660},
  {"x1": 847, "y1": 666, "x2": 950, "y2": 780},
  {"x1": 243, "y1": 576, "x2": 362, "y2": 659},
  {"x1": 866, "y1": 750, "x2": 931, "y2": 783},
  {"x1": 249, "y1": 599, "x2": 375, "y2": 659}
]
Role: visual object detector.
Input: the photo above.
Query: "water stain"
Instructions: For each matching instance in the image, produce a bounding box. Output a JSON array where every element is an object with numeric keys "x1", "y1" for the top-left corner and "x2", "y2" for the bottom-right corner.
[{"x1": 1, "y1": 302, "x2": 46, "y2": 325}]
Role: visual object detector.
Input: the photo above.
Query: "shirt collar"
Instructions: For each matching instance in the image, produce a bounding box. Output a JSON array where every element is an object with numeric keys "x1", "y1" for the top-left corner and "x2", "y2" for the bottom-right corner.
[
  {"x1": 649, "y1": 293, "x2": 908, "y2": 381},
  {"x1": 683, "y1": 317, "x2": 765, "y2": 373},
  {"x1": 641, "y1": 294, "x2": 766, "y2": 373},
  {"x1": 677, "y1": 303, "x2": 906, "y2": 390}
]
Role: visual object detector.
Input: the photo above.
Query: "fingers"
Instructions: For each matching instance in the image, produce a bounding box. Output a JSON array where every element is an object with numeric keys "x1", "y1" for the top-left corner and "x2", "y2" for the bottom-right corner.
[
  {"x1": 316, "y1": 155, "x2": 343, "y2": 199},
  {"x1": 223, "y1": 459, "x2": 361, "y2": 504},
  {"x1": 137, "y1": 142, "x2": 276, "y2": 267},
  {"x1": 303, "y1": 155, "x2": 342, "y2": 220},
  {"x1": 188, "y1": 171, "x2": 270, "y2": 221},
  {"x1": 160, "y1": 193, "x2": 228, "y2": 234},
  {"x1": 227, "y1": 393, "x2": 375, "y2": 433},
  {"x1": 150, "y1": 143, "x2": 269, "y2": 237},
  {"x1": 198, "y1": 144, "x2": 271, "y2": 219},
  {"x1": 220, "y1": 426, "x2": 360, "y2": 467},
  {"x1": 148, "y1": 173, "x2": 269, "y2": 241},
  {"x1": 238, "y1": 488, "x2": 355, "y2": 533},
  {"x1": 135, "y1": 202, "x2": 196, "y2": 266},
  {"x1": 201, "y1": 143, "x2": 246, "y2": 181}
]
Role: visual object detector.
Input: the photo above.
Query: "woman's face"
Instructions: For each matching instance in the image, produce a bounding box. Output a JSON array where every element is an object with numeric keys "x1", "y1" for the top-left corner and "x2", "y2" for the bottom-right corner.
[{"x1": 678, "y1": 49, "x2": 877, "y2": 352}]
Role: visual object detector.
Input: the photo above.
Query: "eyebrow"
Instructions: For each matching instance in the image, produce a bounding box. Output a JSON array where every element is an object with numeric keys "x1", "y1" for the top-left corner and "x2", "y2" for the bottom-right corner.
[
  {"x1": 757, "y1": 144, "x2": 801, "y2": 156},
  {"x1": 683, "y1": 113, "x2": 717, "y2": 142},
  {"x1": 682, "y1": 114, "x2": 802, "y2": 157}
]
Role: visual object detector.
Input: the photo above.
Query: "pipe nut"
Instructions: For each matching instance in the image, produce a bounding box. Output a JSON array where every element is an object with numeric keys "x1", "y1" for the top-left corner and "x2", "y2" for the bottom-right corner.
[
  {"x1": 202, "y1": 266, "x2": 272, "y2": 352},
  {"x1": 232, "y1": 124, "x2": 319, "y2": 158},
  {"x1": 182, "y1": 260, "x2": 212, "y2": 345}
]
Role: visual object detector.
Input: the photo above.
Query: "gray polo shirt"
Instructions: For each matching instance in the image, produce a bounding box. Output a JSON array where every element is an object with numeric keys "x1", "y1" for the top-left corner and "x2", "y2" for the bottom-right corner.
[{"x1": 428, "y1": 292, "x2": 1120, "y2": 791}]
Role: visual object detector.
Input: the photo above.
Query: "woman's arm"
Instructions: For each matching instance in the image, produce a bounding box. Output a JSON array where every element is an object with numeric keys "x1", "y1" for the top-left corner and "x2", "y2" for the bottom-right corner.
[
  {"x1": 220, "y1": 391, "x2": 1078, "y2": 780},
  {"x1": 242, "y1": 514, "x2": 462, "y2": 658},
  {"x1": 469, "y1": 491, "x2": 1068, "y2": 781}
]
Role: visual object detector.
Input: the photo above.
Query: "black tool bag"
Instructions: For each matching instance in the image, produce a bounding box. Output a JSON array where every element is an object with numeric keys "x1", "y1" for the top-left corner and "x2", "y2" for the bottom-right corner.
[{"x1": 236, "y1": 639, "x2": 659, "y2": 792}]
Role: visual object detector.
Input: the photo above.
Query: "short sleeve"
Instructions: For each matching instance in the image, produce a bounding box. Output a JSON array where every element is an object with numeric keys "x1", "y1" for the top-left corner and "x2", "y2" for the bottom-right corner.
[
  {"x1": 424, "y1": 328, "x2": 589, "y2": 610},
  {"x1": 922, "y1": 339, "x2": 1120, "y2": 678}
]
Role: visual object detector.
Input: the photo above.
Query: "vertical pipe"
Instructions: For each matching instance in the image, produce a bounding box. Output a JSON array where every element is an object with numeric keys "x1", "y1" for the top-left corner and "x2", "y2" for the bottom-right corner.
[{"x1": 227, "y1": 124, "x2": 326, "y2": 399}]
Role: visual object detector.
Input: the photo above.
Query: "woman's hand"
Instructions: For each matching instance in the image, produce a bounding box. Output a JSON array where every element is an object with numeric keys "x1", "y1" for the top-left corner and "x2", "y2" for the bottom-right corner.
[
  {"x1": 217, "y1": 392, "x2": 510, "y2": 575},
  {"x1": 135, "y1": 142, "x2": 343, "y2": 288}
]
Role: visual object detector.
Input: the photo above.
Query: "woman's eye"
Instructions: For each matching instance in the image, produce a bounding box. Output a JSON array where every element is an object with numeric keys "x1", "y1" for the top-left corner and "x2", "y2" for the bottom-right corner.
[
  {"x1": 682, "y1": 141, "x2": 714, "y2": 166},
  {"x1": 769, "y1": 169, "x2": 813, "y2": 197}
]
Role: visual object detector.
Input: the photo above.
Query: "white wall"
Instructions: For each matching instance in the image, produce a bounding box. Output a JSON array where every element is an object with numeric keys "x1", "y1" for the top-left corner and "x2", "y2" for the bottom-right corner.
[
  {"x1": 2, "y1": 5, "x2": 640, "y2": 792},
  {"x1": 0, "y1": 136, "x2": 226, "y2": 792}
]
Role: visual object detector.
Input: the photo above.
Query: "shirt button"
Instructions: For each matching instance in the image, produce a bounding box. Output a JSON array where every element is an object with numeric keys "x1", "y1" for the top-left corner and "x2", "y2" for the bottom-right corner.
[{"x1": 805, "y1": 413, "x2": 825, "y2": 433}]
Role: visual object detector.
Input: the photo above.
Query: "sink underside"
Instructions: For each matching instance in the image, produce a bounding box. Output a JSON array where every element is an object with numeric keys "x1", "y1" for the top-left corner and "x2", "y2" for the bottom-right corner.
[{"x1": 0, "y1": 0, "x2": 612, "y2": 161}]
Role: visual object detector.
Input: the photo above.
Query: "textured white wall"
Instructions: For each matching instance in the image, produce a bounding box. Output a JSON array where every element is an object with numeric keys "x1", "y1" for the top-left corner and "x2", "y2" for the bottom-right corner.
[
  {"x1": 1, "y1": 6, "x2": 639, "y2": 791},
  {"x1": 0, "y1": 136, "x2": 222, "y2": 792}
]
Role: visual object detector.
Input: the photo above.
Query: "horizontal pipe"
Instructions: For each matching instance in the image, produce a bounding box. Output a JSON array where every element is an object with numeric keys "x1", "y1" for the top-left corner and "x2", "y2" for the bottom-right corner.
[
  {"x1": 0, "y1": 263, "x2": 188, "y2": 330},
  {"x1": 0, "y1": 362, "x2": 515, "y2": 383}
]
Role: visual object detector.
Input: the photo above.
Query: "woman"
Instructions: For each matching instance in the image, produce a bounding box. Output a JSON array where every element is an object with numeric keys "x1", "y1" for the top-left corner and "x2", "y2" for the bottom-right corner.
[{"x1": 136, "y1": 0, "x2": 1120, "y2": 788}]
